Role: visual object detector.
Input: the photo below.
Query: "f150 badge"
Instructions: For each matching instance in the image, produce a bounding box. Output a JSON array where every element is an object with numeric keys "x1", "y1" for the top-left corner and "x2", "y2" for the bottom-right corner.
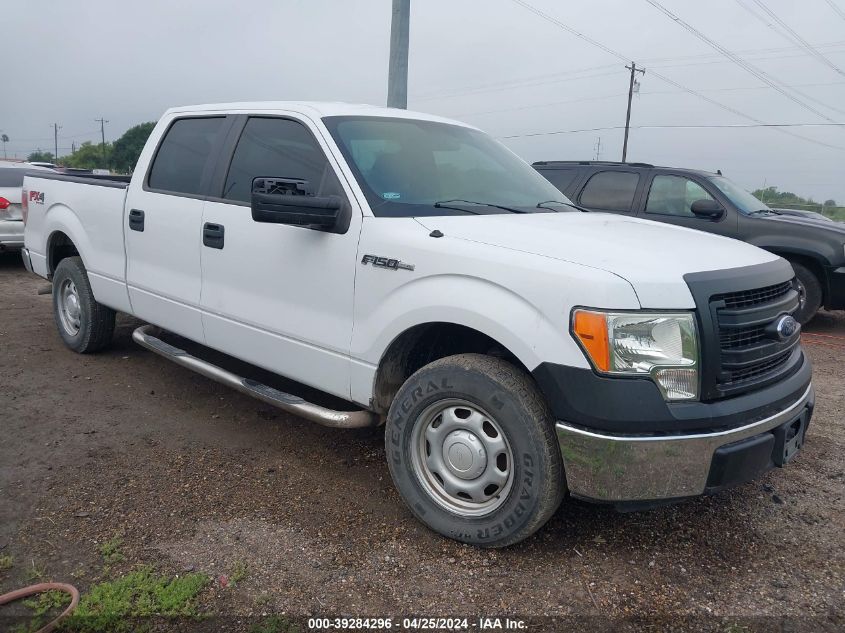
[{"x1": 361, "y1": 254, "x2": 415, "y2": 271}]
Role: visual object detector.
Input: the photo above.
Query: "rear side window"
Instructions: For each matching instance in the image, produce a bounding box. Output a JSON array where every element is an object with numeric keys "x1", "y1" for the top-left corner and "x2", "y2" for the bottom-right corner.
[
  {"x1": 537, "y1": 168, "x2": 578, "y2": 194},
  {"x1": 147, "y1": 117, "x2": 225, "y2": 196},
  {"x1": 0, "y1": 168, "x2": 25, "y2": 188},
  {"x1": 578, "y1": 171, "x2": 640, "y2": 212},
  {"x1": 222, "y1": 117, "x2": 344, "y2": 204}
]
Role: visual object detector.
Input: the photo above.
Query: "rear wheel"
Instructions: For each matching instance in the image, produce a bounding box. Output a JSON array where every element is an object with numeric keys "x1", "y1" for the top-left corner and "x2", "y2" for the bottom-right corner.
[
  {"x1": 385, "y1": 354, "x2": 564, "y2": 547},
  {"x1": 790, "y1": 261, "x2": 822, "y2": 325},
  {"x1": 52, "y1": 256, "x2": 115, "y2": 353}
]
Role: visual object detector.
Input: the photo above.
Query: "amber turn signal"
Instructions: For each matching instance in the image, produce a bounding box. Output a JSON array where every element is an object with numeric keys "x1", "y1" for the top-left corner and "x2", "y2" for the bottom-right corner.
[{"x1": 572, "y1": 310, "x2": 610, "y2": 372}]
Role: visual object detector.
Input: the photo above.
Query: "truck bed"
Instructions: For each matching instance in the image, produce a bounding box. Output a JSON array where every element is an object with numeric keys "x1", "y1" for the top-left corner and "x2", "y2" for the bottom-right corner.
[
  {"x1": 28, "y1": 171, "x2": 132, "y2": 189},
  {"x1": 24, "y1": 171, "x2": 132, "y2": 313}
]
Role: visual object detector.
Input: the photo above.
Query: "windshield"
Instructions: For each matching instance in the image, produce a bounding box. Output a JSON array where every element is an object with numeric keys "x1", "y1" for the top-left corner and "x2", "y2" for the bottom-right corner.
[
  {"x1": 707, "y1": 176, "x2": 772, "y2": 215},
  {"x1": 323, "y1": 116, "x2": 572, "y2": 217}
]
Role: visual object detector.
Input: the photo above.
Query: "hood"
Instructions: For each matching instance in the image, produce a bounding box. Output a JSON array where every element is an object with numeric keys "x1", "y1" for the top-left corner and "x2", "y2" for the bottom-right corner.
[
  {"x1": 414, "y1": 212, "x2": 780, "y2": 308},
  {"x1": 766, "y1": 213, "x2": 845, "y2": 235}
]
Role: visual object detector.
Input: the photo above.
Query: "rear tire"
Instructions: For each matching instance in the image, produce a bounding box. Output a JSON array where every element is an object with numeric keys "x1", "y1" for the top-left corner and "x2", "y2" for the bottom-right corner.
[
  {"x1": 385, "y1": 353, "x2": 564, "y2": 547},
  {"x1": 790, "y1": 261, "x2": 822, "y2": 325},
  {"x1": 52, "y1": 256, "x2": 115, "y2": 353}
]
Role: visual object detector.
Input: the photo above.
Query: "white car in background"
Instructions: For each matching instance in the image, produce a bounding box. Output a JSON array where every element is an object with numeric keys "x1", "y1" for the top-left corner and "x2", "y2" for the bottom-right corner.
[{"x1": 0, "y1": 161, "x2": 51, "y2": 251}]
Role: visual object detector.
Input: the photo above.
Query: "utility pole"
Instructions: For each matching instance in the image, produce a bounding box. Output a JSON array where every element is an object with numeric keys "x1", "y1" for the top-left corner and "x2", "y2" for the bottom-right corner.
[
  {"x1": 387, "y1": 0, "x2": 410, "y2": 109},
  {"x1": 621, "y1": 62, "x2": 645, "y2": 163},
  {"x1": 53, "y1": 123, "x2": 62, "y2": 162},
  {"x1": 95, "y1": 117, "x2": 109, "y2": 165},
  {"x1": 594, "y1": 136, "x2": 602, "y2": 161}
]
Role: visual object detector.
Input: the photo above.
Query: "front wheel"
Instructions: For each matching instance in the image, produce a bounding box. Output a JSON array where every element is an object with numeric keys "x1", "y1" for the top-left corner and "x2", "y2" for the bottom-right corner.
[
  {"x1": 791, "y1": 261, "x2": 822, "y2": 325},
  {"x1": 385, "y1": 354, "x2": 564, "y2": 547}
]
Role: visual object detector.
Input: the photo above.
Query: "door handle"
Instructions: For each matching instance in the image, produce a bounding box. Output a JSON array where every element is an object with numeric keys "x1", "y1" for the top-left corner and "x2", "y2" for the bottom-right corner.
[
  {"x1": 128, "y1": 209, "x2": 145, "y2": 232},
  {"x1": 203, "y1": 222, "x2": 225, "y2": 249}
]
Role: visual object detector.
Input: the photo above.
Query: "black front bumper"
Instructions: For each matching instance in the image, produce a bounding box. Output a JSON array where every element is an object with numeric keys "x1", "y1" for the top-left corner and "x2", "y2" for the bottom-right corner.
[
  {"x1": 533, "y1": 349, "x2": 812, "y2": 435},
  {"x1": 535, "y1": 354, "x2": 814, "y2": 503}
]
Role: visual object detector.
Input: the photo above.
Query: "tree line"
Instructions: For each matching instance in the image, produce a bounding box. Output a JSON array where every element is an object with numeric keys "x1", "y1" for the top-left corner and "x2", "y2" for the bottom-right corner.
[
  {"x1": 753, "y1": 186, "x2": 845, "y2": 221},
  {"x1": 27, "y1": 122, "x2": 156, "y2": 174}
]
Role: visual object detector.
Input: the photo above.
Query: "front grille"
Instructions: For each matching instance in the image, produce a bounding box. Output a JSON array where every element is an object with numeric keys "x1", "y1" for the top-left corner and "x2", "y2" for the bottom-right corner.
[
  {"x1": 719, "y1": 326, "x2": 766, "y2": 349},
  {"x1": 684, "y1": 260, "x2": 804, "y2": 401},
  {"x1": 721, "y1": 349, "x2": 793, "y2": 386},
  {"x1": 712, "y1": 280, "x2": 793, "y2": 309},
  {"x1": 709, "y1": 278, "x2": 801, "y2": 397}
]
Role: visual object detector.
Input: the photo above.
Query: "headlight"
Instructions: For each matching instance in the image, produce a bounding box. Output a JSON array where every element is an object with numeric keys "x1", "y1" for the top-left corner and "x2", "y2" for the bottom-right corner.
[{"x1": 572, "y1": 310, "x2": 699, "y2": 401}]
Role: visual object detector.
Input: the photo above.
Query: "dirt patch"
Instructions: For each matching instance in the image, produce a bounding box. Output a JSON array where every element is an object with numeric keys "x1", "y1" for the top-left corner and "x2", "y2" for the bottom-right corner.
[{"x1": 1, "y1": 251, "x2": 843, "y2": 630}]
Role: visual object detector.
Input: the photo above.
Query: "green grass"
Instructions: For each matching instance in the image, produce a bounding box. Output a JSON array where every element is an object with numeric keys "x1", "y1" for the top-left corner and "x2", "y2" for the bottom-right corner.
[
  {"x1": 62, "y1": 566, "x2": 209, "y2": 632},
  {"x1": 0, "y1": 554, "x2": 13, "y2": 571},
  {"x1": 11, "y1": 590, "x2": 72, "y2": 633},
  {"x1": 98, "y1": 535, "x2": 125, "y2": 567}
]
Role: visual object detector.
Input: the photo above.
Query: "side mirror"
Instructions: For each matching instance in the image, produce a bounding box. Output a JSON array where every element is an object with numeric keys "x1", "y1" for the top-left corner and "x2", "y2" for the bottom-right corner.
[
  {"x1": 251, "y1": 177, "x2": 348, "y2": 233},
  {"x1": 690, "y1": 198, "x2": 725, "y2": 220}
]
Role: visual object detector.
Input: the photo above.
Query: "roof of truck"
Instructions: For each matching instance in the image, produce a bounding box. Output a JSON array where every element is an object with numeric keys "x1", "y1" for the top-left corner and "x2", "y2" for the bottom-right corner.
[
  {"x1": 532, "y1": 160, "x2": 720, "y2": 177},
  {"x1": 164, "y1": 101, "x2": 475, "y2": 128}
]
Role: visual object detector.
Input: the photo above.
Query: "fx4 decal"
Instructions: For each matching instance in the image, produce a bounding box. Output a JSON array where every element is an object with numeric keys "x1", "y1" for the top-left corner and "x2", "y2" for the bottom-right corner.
[
  {"x1": 361, "y1": 254, "x2": 415, "y2": 272},
  {"x1": 29, "y1": 191, "x2": 45, "y2": 204}
]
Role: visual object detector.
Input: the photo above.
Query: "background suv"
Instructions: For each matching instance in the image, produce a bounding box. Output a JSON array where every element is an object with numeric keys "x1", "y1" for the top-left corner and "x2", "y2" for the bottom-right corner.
[{"x1": 534, "y1": 160, "x2": 845, "y2": 324}]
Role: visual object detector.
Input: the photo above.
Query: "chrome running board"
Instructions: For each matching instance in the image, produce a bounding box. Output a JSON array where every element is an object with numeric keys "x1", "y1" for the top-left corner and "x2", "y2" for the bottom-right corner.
[{"x1": 132, "y1": 324, "x2": 378, "y2": 429}]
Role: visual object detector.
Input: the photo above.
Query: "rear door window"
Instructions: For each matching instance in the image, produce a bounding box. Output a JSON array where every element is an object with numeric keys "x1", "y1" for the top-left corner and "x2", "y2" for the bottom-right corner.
[
  {"x1": 578, "y1": 171, "x2": 640, "y2": 212},
  {"x1": 147, "y1": 117, "x2": 225, "y2": 196}
]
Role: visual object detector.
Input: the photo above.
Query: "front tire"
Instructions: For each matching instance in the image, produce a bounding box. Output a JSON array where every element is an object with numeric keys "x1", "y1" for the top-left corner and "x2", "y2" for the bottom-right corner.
[
  {"x1": 385, "y1": 354, "x2": 564, "y2": 547},
  {"x1": 791, "y1": 261, "x2": 822, "y2": 325},
  {"x1": 52, "y1": 256, "x2": 115, "y2": 353}
]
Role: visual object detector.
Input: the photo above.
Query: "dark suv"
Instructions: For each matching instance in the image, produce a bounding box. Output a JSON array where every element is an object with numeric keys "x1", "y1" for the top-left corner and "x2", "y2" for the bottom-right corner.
[{"x1": 534, "y1": 160, "x2": 845, "y2": 323}]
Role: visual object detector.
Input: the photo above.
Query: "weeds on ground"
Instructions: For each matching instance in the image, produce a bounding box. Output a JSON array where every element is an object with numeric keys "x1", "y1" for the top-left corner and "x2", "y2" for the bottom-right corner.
[
  {"x1": 0, "y1": 554, "x2": 13, "y2": 570},
  {"x1": 11, "y1": 590, "x2": 71, "y2": 633},
  {"x1": 63, "y1": 566, "x2": 209, "y2": 633},
  {"x1": 250, "y1": 615, "x2": 301, "y2": 633},
  {"x1": 231, "y1": 560, "x2": 249, "y2": 585},
  {"x1": 25, "y1": 561, "x2": 44, "y2": 582},
  {"x1": 98, "y1": 534, "x2": 125, "y2": 569}
]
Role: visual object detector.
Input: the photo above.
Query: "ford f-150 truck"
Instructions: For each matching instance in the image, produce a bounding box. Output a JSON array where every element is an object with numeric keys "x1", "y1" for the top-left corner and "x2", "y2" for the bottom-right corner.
[{"x1": 22, "y1": 102, "x2": 813, "y2": 547}]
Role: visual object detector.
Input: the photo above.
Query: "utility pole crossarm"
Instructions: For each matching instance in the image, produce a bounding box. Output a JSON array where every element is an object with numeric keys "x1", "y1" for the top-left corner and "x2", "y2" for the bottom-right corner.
[{"x1": 622, "y1": 62, "x2": 646, "y2": 163}]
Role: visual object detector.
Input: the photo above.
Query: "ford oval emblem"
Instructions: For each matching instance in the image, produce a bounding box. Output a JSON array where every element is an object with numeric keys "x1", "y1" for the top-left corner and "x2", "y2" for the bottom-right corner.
[{"x1": 776, "y1": 315, "x2": 799, "y2": 340}]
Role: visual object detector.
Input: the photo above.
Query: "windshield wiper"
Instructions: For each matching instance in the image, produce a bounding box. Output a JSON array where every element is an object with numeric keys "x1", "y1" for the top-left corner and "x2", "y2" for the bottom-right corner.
[
  {"x1": 536, "y1": 200, "x2": 588, "y2": 213},
  {"x1": 434, "y1": 199, "x2": 526, "y2": 214},
  {"x1": 748, "y1": 209, "x2": 776, "y2": 216}
]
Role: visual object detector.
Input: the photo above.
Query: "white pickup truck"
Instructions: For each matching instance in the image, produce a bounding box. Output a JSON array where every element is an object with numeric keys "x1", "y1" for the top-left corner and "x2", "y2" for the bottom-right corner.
[{"x1": 22, "y1": 102, "x2": 813, "y2": 546}]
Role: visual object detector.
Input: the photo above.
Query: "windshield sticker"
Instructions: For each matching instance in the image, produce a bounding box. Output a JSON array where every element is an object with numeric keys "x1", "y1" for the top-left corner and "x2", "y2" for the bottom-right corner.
[{"x1": 382, "y1": 192, "x2": 401, "y2": 200}]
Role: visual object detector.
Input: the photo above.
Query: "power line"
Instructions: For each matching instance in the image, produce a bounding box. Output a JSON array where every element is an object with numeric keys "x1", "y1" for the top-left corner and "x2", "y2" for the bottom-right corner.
[
  {"x1": 826, "y1": 0, "x2": 845, "y2": 21},
  {"x1": 739, "y1": 0, "x2": 845, "y2": 76},
  {"x1": 643, "y1": 0, "x2": 842, "y2": 123},
  {"x1": 509, "y1": 0, "x2": 845, "y2": 151},
  {"x1": 413, "y1": 67, "x2": 623, "y2": 101},
  {"x1": 416, "y1": 39, "x2": 845, "y2": 106},
  {"x1": 501, "y1": 122, "x2": 845, "y2": 140}
]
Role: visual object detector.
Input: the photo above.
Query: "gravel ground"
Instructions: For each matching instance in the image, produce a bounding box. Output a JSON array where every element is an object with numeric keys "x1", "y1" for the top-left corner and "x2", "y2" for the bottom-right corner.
[{"x1": 1, "y1": 250, "x2": 843, "y2": 631}]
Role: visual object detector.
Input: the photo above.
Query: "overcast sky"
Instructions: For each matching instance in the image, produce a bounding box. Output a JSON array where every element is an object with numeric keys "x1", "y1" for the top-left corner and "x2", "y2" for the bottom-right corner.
[{"x1": 3, "y1": 0, "x2": 844, "y2": 202}]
